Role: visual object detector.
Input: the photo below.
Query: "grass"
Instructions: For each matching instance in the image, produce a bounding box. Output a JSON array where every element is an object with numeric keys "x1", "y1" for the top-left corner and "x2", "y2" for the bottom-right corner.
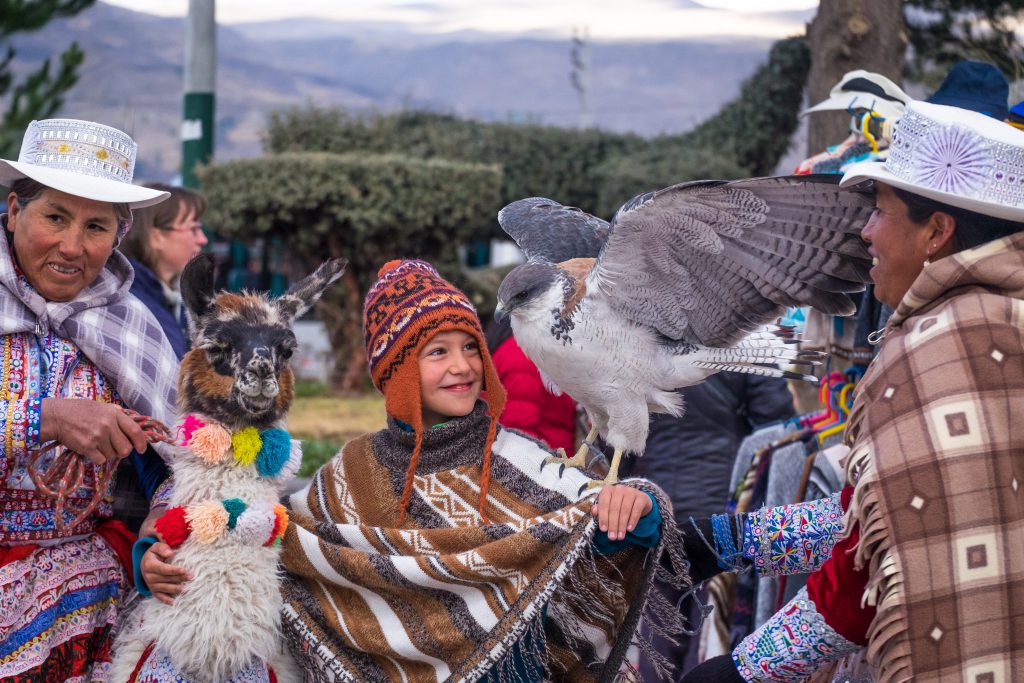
[{"x1": 285, "y1": 394, "x2": 386, "y2": 476}]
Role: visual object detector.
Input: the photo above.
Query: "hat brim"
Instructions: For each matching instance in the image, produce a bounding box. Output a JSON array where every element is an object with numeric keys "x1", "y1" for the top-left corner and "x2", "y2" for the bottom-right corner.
[
  {"x1": 802, "y1": 94, "x2": 905, "y2": 121},
  {"x1": 840, "y1": 160, "x2": 1024, "y2": 222},
  {"x1": 0, "y1": 160, "x2": 169, "y2": 209}
]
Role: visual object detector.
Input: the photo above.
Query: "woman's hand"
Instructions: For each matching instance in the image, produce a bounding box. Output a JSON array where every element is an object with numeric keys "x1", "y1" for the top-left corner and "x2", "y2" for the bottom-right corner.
[
  {"x1": 142, "y1": 542, "x2": 193, "y2": 605},
  {"x1": 591, "y1": 484, "x2": 653, "y2": 541},
  {"x1": 39, "y1": 398, "x2": 148, "y2": 465}
]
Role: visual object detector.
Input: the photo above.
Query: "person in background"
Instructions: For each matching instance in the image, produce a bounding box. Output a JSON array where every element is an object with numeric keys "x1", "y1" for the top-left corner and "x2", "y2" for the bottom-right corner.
[
  {"x1": 119, "y1": 183, "x2": 208, "y2": 359},
  {"x1": 0, "y1": 119, "x2": 179, "y2": 681},
  {"x1": 624, "y1": 373, "x2": 796, "y2": 679},
  {"x1": 485, "y1": 315, "x2": 577, "y2": 454}
]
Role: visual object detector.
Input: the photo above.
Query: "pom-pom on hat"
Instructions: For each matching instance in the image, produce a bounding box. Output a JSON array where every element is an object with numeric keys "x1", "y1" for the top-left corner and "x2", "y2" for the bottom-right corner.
[{"x1": 363, "y1": 259, "x2": 506, "y2": 525}]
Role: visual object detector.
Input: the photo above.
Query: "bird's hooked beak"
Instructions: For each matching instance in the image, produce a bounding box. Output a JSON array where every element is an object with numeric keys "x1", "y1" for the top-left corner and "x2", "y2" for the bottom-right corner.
[{"x1": 493, "y1": 302, "x2": 508, "y2": 322}]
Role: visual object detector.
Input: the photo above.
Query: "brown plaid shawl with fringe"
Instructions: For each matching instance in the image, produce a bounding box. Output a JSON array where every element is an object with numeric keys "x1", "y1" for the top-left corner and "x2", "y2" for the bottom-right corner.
[
  {"x1": 844, "y1": 233, "x2": 1024, "y2": 682},
  {"x1": 280, "y1": 406, "x2": 688, "y2": 683}
]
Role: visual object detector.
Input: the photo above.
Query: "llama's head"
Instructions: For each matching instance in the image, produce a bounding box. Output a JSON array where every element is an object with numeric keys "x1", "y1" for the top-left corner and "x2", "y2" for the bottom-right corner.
[{"x1": 178, "y1": 254, "x2": 347, "y2": 430}]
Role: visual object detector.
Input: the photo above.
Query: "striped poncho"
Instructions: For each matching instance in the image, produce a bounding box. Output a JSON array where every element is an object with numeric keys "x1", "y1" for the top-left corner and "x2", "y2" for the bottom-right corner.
[{"x1": 280, "y1": 404, "x2": 687, "y2": 682}]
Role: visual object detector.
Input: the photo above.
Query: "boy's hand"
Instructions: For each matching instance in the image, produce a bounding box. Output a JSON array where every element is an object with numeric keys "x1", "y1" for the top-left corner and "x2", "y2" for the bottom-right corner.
[
  {"x1": 142, "y1": 542, "x2": 193, "y2": 605},
  {"x1": 591, "y1": 484, "x2": 653, "y2": 541}
]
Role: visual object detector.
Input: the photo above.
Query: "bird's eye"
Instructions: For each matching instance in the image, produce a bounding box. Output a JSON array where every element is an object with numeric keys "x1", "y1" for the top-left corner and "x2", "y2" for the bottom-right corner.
[{"x1": 514, "y1": 291, "x2": 529, "y2": 302}]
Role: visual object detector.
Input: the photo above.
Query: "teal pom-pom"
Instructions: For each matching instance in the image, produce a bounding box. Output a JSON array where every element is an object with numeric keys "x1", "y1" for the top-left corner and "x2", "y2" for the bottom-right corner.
[
  {"x1": 257, "y1": 428, "x2": 292, "y2": 477},
  {"x1": 222, "y1": 498, "x2": 247, "y2": 529}
]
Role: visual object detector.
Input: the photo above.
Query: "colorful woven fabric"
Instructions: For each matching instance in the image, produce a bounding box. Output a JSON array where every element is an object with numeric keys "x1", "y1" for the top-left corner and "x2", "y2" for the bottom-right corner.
[
  {"x1": 839, "y1": 232, "x2": 1024, "y2": 682},
  {"x1": 732, "y1": 586, "x2": 860, "y2": 682},
  {"x1": 129, "y1": 643, "x2": 273, "y2": 683},
  {"x1": 0, "y1": 534, "x2": 126, "y2": 682},
  {"x1": 743, "y1": 492, "x2": 845, "y2": 578},
  {"x1": 280, "y1": 404, "x2": 686, "y2": 683}
]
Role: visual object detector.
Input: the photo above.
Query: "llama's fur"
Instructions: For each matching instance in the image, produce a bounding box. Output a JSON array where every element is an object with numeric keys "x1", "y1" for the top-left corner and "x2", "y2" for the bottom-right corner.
[{"x1": 110, "y1": 255, "x2": 345, "y2": 683}]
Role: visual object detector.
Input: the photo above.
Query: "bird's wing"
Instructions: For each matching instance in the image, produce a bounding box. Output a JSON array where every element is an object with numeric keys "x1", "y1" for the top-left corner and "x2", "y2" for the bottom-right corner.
[
  {"x1": 590, "y1": 175, "x2": 874, "y2": 348},
  {"x1": 498, "y1": 197, "x2": 609, "y2": 263}
]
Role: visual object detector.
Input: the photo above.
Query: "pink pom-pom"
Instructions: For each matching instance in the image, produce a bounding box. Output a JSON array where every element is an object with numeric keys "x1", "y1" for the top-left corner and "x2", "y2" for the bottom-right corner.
[
  {"x1": 177, "y1": 414, "x2": 206, "y2": 446},
  {"x1": 188, "y1": 423, "x2": 232, "y2": 465},
  {"x1": 186, "y1": 500, "x2": 229, "y2": 544},
  {"x1": 233, "y1": 502, "x2": 276, "y2": 545}
]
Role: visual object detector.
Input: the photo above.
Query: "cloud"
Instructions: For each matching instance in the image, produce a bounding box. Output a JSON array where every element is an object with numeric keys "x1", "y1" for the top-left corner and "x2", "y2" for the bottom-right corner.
[{"x1": 103, "y1": 0, "x2": 814, "y2": 39}]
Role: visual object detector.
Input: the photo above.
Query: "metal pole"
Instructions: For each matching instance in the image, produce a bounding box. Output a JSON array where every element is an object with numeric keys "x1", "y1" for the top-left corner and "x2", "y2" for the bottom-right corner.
[{"x1": 182, "y1": 0, "x2": 215, "y2": 188}]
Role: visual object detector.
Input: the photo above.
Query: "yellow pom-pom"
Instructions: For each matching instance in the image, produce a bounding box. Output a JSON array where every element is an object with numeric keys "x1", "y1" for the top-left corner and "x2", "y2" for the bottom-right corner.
[
  {"x1": 186, "y1": 500, "x2": 229, "y2": 544},
  {"x1": 232, "y1": 426, "x2": 262, "y2": 467},
  {"x1": 189, "y1": 423, "x2": 232, "y2": 465}
]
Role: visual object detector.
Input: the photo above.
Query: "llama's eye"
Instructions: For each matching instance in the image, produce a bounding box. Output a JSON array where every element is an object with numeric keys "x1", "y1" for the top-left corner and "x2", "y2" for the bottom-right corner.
[
  {"x1": 280, "y1": 347, "x2": 294, "y2": 361},
  {"x1": 201, "y1": 340, "x2": 227, "y2": 355}
]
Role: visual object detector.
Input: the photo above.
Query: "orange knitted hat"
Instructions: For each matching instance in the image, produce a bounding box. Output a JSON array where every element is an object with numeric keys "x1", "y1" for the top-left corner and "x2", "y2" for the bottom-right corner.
[{"x1": 363, "y1": 259, "x2": 506, "y2": 524}]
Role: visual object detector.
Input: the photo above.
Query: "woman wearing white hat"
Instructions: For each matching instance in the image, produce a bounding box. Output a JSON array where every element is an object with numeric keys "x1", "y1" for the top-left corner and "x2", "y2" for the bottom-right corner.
[
  {"x1": 0, "y1": 119, "x2": 180, "y2": 681},
  {"x1": 681, "y1": 101, "x2": 1024, "y2": 682}
]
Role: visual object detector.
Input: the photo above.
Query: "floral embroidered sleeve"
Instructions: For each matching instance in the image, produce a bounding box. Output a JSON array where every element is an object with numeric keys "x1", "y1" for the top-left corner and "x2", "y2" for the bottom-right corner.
[
  {"x1": 742, "y1": 490, "x2": 846, "y2": 578},
  {"x1": 731, "y1": 585, "x2": 862, "y2": 681}
]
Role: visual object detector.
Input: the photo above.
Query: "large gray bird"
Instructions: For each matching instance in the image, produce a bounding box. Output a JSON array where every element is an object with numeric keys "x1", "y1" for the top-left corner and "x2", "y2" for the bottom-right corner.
[{"x1": 494, "y1": 175, "x2": 873, "y2": 486}]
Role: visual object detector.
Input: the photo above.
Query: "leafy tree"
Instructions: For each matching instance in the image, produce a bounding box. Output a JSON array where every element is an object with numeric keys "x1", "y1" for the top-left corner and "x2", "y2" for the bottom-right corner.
[
  {"x1": 904, "y1": 0, "x2": 1024, "y2": 84},
  {"x1": 0, "y1": 0, "x2": 95, "y2": 158},
  {"x1": 197, "y1": 152, "x2": 501, "y2": 392}
]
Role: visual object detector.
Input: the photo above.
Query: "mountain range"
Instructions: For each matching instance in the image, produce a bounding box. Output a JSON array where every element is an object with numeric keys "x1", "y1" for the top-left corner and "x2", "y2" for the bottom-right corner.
[{"x1": 9, "y1": 1, "x2": 801, "y2": 180}]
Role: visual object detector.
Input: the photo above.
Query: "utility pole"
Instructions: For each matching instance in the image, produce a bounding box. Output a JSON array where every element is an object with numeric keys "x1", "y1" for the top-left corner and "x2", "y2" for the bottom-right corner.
[
  {"x1": 182, "y1": 0, "x2": 215, "y2": 188},
  {"x1": 570, "y1": 26, "x2": 591, "y2": 129}
]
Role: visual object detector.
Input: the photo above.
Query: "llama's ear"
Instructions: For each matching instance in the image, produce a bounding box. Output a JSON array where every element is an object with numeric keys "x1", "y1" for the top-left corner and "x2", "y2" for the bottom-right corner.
[
  {"x1": 180, "y1": 253, "x2": 216, "y2": 327},
  {"x1": 276, "y1": 258, "x2": 347, "y2": 323}
]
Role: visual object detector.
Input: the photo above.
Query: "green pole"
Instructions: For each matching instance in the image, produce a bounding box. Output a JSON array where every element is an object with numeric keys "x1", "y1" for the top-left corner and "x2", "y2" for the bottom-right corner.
[
  {"x1": 182, "y1": 92, "x2": 214, "y2": 189},
  {"x1": 181, "y1": 0, "x2": 215, "y2": 189}
]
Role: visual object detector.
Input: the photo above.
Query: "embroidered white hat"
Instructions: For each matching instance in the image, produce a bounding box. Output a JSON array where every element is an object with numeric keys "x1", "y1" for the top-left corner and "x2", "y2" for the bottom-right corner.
[
  {"x1": 0, "y1": 118, "x2": 168, "y2": 209},
  {"x1": 803, "y1": 70, "x2": 910, "y2": 121},
  {"x1": 841, "y1": 101, "x2": 1024, "y2": 222}
]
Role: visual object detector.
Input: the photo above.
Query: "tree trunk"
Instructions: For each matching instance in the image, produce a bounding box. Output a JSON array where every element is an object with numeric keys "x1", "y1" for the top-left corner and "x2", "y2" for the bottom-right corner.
[
  {"x1": 317, "y1": 235, "x2": 369, "y2": 395},
  {"x1": 805, "y1": 0, "x2": 906, "y2": 157}
]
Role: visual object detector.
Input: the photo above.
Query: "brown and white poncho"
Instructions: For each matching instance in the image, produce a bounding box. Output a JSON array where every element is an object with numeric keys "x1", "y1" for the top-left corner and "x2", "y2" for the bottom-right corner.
[{"x1": 280, "y1": 404, "x2": 687, "y2": 683}]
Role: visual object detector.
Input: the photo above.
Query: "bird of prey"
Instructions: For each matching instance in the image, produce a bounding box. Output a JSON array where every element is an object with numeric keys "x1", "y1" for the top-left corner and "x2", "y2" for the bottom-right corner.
[{"x1": 494, "y1": 175, "x2": 873, "y2": 486}]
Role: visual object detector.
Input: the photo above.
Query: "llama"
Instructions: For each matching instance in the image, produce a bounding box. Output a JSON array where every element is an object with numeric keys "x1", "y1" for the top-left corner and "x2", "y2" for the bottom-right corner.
[{"x1": 110, "y1": 253, "x2": 346, "y2": 683}]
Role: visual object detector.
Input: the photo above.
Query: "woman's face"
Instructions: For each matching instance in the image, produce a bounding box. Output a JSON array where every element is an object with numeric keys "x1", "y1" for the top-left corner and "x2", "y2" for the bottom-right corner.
[
  {"x1": 150, "y1": 200, "x2": 207, "y2": 283},
  {"x1": 6, "y1": 189, "x2": 119, "y2": 302},
  {"x1": 861, "y1": 183, "x2": 935, "y2": 309},
  {"x1": 418, "y1": 330, "x2": 483, "y2": 427}
]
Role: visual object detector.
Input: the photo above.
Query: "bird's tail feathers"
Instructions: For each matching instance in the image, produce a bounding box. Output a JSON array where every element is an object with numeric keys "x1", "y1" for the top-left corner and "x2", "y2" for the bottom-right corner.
[{"x1": 691, "y1": 360, "x2": 818, "y2": 383}]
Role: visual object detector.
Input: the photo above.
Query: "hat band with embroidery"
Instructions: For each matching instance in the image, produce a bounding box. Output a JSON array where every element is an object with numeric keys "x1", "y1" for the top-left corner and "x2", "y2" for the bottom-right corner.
[
  {"x1": 20, "y1": 119, "x2": 136, "y2": 184},
  {"x1": 886, "y1": 106, "x2": 1024, "y2": 208}
]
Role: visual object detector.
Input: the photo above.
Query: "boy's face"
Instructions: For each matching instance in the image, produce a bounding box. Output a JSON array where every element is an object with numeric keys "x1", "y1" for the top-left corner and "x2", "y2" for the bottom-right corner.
[{"x1": 418, "y1": 329, "x2": 483, "y2": 427}]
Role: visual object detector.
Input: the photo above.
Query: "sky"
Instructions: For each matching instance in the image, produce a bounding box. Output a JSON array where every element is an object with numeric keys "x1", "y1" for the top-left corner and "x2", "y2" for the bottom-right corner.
[{"x1": 102, "y1": 0, "x2": 820, "y2": 40}]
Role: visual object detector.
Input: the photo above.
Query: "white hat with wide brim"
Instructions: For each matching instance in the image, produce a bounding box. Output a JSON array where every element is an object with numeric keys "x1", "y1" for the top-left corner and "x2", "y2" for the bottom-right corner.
[
  {"x1": 802, "y1": 69, "x2": 910, "y2": 121},
  {"x1": 0, "y1": 119, "x2": 168, "y2": 209},
  {"x1": 841, "y1": 100, "x2": 1024, "y2": 222}
]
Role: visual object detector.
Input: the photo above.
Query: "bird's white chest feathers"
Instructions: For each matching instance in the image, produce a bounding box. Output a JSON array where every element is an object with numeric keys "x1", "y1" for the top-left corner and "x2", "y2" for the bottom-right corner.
[{"x1": 510, "y1": 291, "x2": 671, "y2": 405}]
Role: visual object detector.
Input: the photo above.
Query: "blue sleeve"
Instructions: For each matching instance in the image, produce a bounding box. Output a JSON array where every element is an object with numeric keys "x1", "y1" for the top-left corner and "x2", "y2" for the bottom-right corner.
[
  {"x1": 593, "y1": 494, "x2": 662, "y2": 555},
  {"x1": 132, "y1": 535, "x2": 158, "y2": 597},
  {"x1": 129, "y1": 446, "x2": 170, "y2": 500}
]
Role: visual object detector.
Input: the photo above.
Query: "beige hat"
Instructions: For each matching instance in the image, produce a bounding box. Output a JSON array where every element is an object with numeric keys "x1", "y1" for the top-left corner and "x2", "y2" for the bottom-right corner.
[
  {"x1": 841, "y1": 101, "x2": 1024, "y2": 222},
  {"x1": 0, "y1": 119, "x2": 168, "y2": 209}
]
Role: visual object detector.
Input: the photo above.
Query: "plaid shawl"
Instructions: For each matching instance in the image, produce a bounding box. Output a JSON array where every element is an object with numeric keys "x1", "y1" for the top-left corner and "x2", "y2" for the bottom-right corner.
[
  {"x1": 0, "y1": 230, "x2": 179, "y2": 452},
  {"x1": 844, "y1": 232, "x2": 1024, "y2": 682},
  {"x1": 280, "y1": 404, "x2": 687, "y2": 683}
]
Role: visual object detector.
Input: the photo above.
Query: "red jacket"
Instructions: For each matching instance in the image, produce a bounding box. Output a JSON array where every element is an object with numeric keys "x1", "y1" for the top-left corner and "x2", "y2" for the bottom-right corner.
[{"x1": 491, "y1": 337, "x2": 576, "y2": 454}]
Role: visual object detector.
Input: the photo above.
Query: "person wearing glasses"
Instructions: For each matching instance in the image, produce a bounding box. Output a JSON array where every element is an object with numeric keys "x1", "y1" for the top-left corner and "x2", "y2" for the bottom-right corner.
[{"x1": 119, "y1": 183, "x2": 209, "y2": 358}]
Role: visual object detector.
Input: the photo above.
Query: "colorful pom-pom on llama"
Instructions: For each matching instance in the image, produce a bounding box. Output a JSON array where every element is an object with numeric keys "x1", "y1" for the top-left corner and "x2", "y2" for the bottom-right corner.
[{"x1": 111, "y1": 254, "x2": 346, "y2": 683}]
